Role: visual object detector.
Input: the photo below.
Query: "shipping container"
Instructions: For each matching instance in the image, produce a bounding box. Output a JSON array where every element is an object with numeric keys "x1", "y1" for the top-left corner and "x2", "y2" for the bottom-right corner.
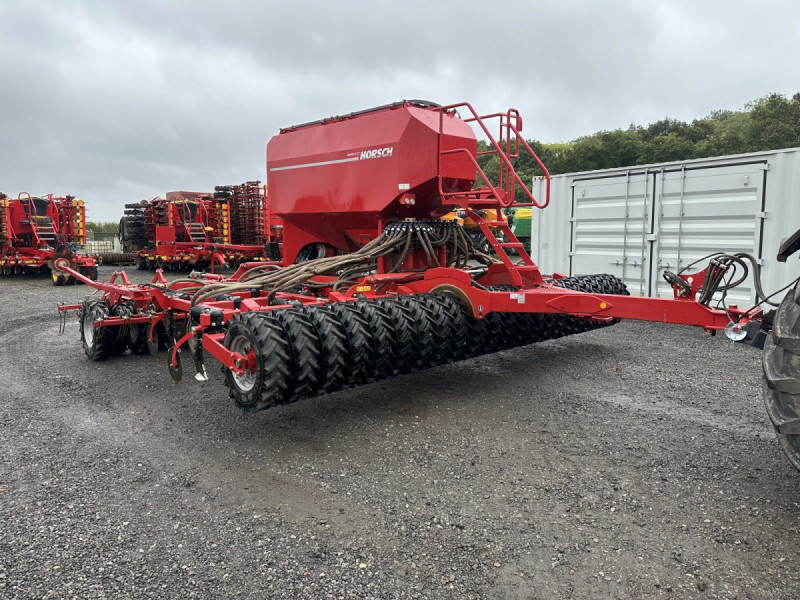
[{"x1": 531, "y1": 147, "x2": 800, "y2": 305}]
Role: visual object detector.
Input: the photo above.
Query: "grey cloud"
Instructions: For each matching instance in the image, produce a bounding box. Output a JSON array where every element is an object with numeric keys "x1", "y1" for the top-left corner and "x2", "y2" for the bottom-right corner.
[{"x1": 1, "y1": 0, "x2": 799, "y2": 220}]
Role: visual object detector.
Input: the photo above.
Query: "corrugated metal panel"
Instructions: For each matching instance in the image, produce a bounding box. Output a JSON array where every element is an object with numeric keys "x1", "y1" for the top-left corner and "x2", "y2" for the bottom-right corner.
[
  {"x1": 530, "y1": 148, "x2": 800, "y2": 306},
  {"x1": 531, "y1": 177, "x2": 571, "y2": 275},
  {"x1": 652, "y1": 164, "x2": 764, "y2": 305},
  {"x1": 571, "y1": 171, "x2": 653, "y2": 295},
  {"x1": 762, "y1": 151, "x2": 800, "y2": 305}
]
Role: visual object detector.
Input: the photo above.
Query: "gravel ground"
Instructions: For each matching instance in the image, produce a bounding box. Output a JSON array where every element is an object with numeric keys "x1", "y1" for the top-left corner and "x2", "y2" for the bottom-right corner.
[{"x1": 1, "y1": 267, "x2": 799, "y2": 599}]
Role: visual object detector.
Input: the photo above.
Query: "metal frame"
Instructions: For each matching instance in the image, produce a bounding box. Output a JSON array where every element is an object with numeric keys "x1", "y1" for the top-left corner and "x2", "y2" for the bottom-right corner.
[{"x1": 56, "y1": 102, "x2": 768, "y2": 392}]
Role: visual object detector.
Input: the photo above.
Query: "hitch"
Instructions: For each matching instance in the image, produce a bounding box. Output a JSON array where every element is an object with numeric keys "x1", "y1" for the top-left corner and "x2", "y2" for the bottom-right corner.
[{"x1": 777, "y1": 227, "x2": 800, "y2": 263}]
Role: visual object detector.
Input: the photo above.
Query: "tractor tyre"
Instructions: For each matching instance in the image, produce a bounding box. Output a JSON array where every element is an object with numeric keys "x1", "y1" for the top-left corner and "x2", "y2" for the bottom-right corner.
[
  {"x1": 137, "y1": 257, "x2": 148, "y2": 271},
  {"x1": 414, "y1": 295, "x2": 453, "y2": 366},
  {"x1": 271, "y1": 308, "x2": 323, "y2": 401},
  {"x1": 483, "y1": 312, "x2": 511, "y2": 353},
  {"x1": 430, "y1": 293, "x2": 469, "y2": 362},
  {"x1": 461, "y1": 310, "x2": 487, "y2": 359},
  {"x1": 328, "y1": 303, "x2": 375, "y2": 387},
  {"x1": 223, "y1": 312, "x2": 292, "y2": 411},
  {"x1": 763, "y1": 281, "x2": 800, "y2": 470},
  {"x1": 484, "y1": 285, "x2": 522, "y2": 352},
  {"x1": 376, "y1": 297, "x2": 421, "y2": 374},
  {"x1": 80, "y1": 299, "x2": 116, "y2": 361},
  {"x1": 353, "y1": 300, "x2": 397, "y2": 381},
  {"x1": 303, "y1": 305, "x2": 349, "y2": 394},
  {"x1": 393, "y1": 295, "x2": 435, "y2": 372}
]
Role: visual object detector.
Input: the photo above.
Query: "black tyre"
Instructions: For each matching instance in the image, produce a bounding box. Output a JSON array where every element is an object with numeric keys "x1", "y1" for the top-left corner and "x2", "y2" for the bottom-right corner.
[
  {"x1": 137, "y1": 257, "x2": 148, "y2": 271},
  {"x1": 460, "y1": 306, "x2": 487, "y2": 359},
  {"x1": 328, "y1": 303, "x2": 374, "y2": 387},
  {"x1": 393, "y1": 295, "x2": 435, "y2": 371},
  {"x1": 763, "y1": 282, "x2": 800, "y2": 470},
  {"x1": 412, "y1": 295, "x2": 452, "y2": 366},
  {"x1": 539, "y1": 274, "x2": 629, "y2": 342},
  {"x1": 223, "y1": 312, "x2": 292, "y2": 411},
  {"x1": 482, "y1": 312, "x2": 511, "y2": 353},
  {"x1": 353, "y1": 300, "x2": 397, "y2": 380},
  {"x1": 80, "y1": 299, "x2": 116, "y2": 361},
  {"x1": 271, "y1": 308, "x2": 323, "y2": 400},
  {"x1": 376, "y1": 297, "x2": 419, "y2": 373},
  {"x1": 430, "y1": 293, "x2": 469, "y2": 362},
  {"x1": 303, "y1": 305, "x2": 349, "y2": 393},
  {"x1": 481, "y1": 285, "x2": 519, "y2": 353}
]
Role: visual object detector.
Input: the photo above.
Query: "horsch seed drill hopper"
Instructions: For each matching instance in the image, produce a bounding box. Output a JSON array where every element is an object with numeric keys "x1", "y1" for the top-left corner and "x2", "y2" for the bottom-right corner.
[{"x1": 56, "y1": 100, "x2": 800, "y2": 469}]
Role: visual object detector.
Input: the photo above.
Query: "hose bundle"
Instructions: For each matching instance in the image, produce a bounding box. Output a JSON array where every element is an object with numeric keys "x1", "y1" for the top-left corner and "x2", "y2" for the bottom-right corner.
[
  {"x1": 663, "y1": 251, "x2": 781, "y2": 309},
  {"x1": 188, "y1": 220, "x2": 498, "y2": 306}
]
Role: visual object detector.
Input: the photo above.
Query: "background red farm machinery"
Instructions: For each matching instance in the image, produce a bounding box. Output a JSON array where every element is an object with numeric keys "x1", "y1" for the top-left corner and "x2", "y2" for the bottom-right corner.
[
  {"x1": 119, "y1": 181, "x2": 283, "y2": 271},
  {"x1": 58, "y1": 100, "x2": 800, "y2": 470},
  {"x1": 0, "y1": 192, "x2": 97, "y2": 284}
]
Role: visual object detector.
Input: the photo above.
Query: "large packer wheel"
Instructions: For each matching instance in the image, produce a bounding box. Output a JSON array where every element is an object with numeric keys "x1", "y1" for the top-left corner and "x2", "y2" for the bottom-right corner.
[{"x1": 222, "y1": 312, "x2": 292, "y2": 411}]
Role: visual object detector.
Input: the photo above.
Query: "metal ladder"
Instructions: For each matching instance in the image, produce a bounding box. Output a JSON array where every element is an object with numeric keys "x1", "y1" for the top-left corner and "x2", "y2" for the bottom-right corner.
[
  {"x1": 186, "y1": 222, "x2": 207, "y2": 242},
  {"x1": 34, "y1": 218, "x2": 56, "y2": 244},
  {"x1": 434, "y1": 103, "x2": 551, "y2": 287},
  {"x1": 467, "y1": 209, "x2": 540, "y2": 287}
]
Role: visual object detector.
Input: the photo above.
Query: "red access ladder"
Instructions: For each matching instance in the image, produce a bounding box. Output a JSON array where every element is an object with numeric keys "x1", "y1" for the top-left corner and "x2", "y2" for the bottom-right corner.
[{"x1": 434, "y1": 102, "x2": 551, "y2": 287}]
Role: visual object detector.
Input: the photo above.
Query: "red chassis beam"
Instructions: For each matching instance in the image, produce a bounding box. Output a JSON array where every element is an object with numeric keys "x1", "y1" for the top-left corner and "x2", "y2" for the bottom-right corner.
[
  {"x1": 57, "y1": 263, "x2": 761, "y2": 377},
  {"x1": 403, "y1": 268, "x2": 761, "y2": 331}
]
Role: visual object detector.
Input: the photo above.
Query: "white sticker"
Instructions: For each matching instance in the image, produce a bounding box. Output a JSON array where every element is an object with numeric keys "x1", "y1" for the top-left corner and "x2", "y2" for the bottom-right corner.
[{"x1": 398, "y1": 183, "x2": 410, "y2": 190}]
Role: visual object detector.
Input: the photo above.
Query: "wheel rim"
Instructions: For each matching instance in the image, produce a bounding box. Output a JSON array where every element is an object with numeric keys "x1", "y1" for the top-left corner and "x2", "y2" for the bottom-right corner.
[
  {"x1": 83, "y1": 309, "x2": 96, "y2": 345},
  {"x1": 228, "y1": 333, "x2": 256, "y2": 392}
]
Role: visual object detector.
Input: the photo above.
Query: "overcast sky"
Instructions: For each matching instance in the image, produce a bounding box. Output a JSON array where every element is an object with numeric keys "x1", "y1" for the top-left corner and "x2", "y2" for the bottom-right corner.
[{"x1": 2, "y1": 1, "x2": 799, "y2": 221}]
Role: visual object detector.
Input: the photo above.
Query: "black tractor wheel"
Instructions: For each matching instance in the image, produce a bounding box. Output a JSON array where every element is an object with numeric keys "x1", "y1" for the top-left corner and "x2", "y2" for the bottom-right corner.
[
  {"x1": 376, "y1": 297, "x2": 420, "y2": 374},
  {"x1": 271, "y1": 308, "x2": 323, "y2": 401},
  {"x1": 223, "y1": 312, "x2": 292, "y2": 411},
  {"x1": 303, "y1": 305, "x2": 349, "y2": 393},
  {"x1": 393, "y1": 295, "x2": 435, "y2": 372},
  {"x1": 80, "y1": 299, "x2": 116, "y2": 361},
  {"x1": 327, "y1": 303, "x2": 375, "y2": 387},
  {"x1": 137, "y1": 257, "x2": 148, "y2": 271},
  {"x1": 352, "y1": 300, "x2": 397, "y2": 381},
  {"x1": 430, "y1": 293, "x2": 469, "y2": 362},
  {"x1": 413, "y1": 295, "x2": 453, "y2": 367},
  {"x1": 763, "y1": 282, "x2": 800, "y2": 470}
]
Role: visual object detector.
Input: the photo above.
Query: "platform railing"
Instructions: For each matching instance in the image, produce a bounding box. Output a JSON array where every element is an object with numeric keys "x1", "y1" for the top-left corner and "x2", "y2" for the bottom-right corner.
[{"x1": 435, "y1": 103, "x2": 550, "y2": 209}]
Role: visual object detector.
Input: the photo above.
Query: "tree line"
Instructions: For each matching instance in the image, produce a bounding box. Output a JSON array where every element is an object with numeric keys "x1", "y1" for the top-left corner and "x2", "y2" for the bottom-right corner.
[
  {"x1": 89, "y1": 93, "x2": 800, "y2": 231},
  {"x1": 476, "y1": 92, "x2": 800, "y2": 202}
]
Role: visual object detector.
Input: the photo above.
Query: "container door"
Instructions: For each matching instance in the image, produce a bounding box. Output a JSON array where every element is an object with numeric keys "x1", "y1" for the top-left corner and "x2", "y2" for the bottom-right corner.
[
  {"x1": 650, "y1": 162, "x2": 767, "y2": 305},
  {"x1": 570, "y1": 171, "x2": 656, "y2": 296}
]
